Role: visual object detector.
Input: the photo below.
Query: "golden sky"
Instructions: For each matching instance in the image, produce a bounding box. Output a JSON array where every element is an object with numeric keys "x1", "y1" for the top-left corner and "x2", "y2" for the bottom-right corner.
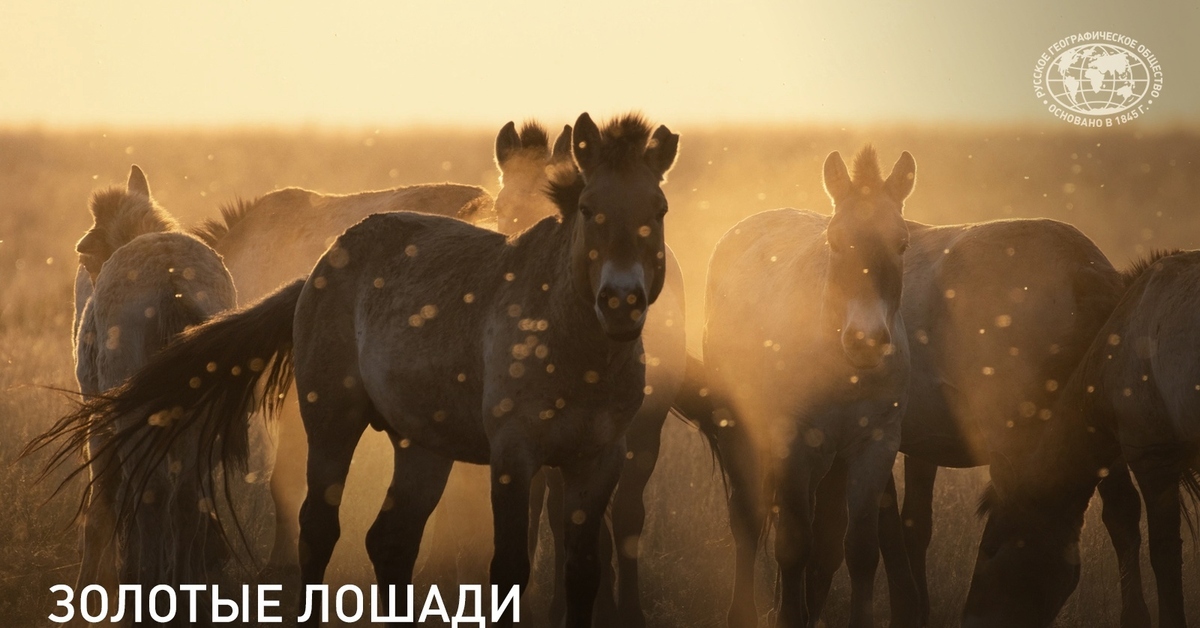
[{"x1": 1, "y1": 0, "x2": 1195, "y2": 127}]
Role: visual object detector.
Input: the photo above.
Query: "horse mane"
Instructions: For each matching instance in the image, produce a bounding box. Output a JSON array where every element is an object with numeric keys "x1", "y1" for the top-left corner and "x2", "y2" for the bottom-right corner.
[
  {"x1": 191, "y1": 197, "x2": 260, "y2": 248},
  {"x1": 545, "y1": 113, "x2": 658, "y2": 217},
  {"x1": 546, "y1": 164, "x2": 585, "y2": 218},
  {"x1": 1121, "y1": 249, "x2": 1185, "y2": 288},
  {"x1": 594, "y1": 113, "x2": 656, "y2": 171},
  {"x1": 518, "y1": 121, "x2": 550, "y2": 153},
  {"x1": 88, "y1": 187, "x2": 179, "y2": 252},
  {"x1": 851, "y1": 145, "x2": 883, "y2": 188}
]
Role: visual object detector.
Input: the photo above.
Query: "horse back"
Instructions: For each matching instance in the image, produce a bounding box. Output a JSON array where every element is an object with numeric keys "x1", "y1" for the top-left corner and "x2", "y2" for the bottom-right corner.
[
  {"x1": 293, "y1": 211, "x2": 512, "y2": 460},
  {"x1": 81, "y1": 232, "x2": 236, "y2": 391},
  {"x1": 705, "y1": 208, "x2": 829, "y2": 325},
  {"x1": 1085, "y1": 251, "x2": 1200, "y2": 446},
  {"x1": 703, "y1": 208, "x2": 837, "y2": 437},
  {"x1": 216, "y1": 184, "x2": 493, "y2": 302},
  {"x1": 901, "y1": 218, "x2": 1122, "y2": 463}
]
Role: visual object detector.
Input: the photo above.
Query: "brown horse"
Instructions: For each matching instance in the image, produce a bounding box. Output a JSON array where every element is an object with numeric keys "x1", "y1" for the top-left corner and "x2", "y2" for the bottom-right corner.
[
  {"x1": 33, "y1": 166, "x2": 237, "y2": 610},
  {"x1": 45, "y1": 113, "x2": 679, "y2": 627},
  {"x1": 679, "y1": 149, "x2": 1149, "y2": 627},
  {"x1": 965, "y1": 249, "x2": 1200, "y2": 628},
  {"x1": 494, "y1": 120, "x2": 688, "y2": 626},
  {"x1": 190, "y1": 179, "x2": 492, "y2": 578},
  {"x1": 703, "y1": 147, "x2": 919, "y2": 628}
]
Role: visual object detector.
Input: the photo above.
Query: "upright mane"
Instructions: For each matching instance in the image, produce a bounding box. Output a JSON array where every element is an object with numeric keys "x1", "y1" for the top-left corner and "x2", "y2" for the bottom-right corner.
[
  {"x1": 518, "y1": 122, "x2": 550, "y2": 155},
  {"x1": 545, "y1": 113, "x2": 658, "y2": 217},
  {"x1": 1122, "y1": 249, "x2": 1185, "y2": 288},
  {"x1": 851, "y1": 145, "x2": 884, "y2": 189},
  {"x1": 87, "y1": 187, "x2": 179, "y2": 253},
  {"x1": 590, "y1": 113, "x2": 655, "y2": 172},
  {"x1": 191, "y1": 197, "x2": 260, "y2": 248}
]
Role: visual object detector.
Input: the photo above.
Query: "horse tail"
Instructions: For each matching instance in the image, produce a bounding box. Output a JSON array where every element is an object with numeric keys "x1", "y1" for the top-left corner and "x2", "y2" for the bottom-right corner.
[
  {"x1": 27, "y1": 277, "x2": 306, "y2": 565},
  {"x1": 123, "y1": 280, "x2": 223, "y2": 587}
]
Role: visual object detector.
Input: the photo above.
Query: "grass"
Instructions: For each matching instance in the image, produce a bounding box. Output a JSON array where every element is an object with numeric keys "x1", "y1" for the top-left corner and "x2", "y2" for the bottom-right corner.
[{"x1": 1, "y1": 123, "x2": 1198, "y2": 626}]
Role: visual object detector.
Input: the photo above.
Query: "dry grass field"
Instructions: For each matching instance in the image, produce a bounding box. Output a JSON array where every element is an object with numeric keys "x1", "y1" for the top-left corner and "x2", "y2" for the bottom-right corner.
[{"x1": 1, "y1": 124, "x2": 1198, "y2": 626}]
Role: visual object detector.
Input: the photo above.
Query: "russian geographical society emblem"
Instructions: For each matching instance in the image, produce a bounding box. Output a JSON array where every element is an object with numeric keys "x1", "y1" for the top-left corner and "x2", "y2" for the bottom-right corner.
[{"x1": 1033, "y1": 32, "x2": 1163, "y2": 127}]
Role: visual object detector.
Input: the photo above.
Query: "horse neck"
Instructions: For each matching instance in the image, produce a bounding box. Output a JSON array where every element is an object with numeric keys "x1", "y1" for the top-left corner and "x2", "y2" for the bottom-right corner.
[{"x1": 508, "y1": 217, "x2": 617, "y2": 354}]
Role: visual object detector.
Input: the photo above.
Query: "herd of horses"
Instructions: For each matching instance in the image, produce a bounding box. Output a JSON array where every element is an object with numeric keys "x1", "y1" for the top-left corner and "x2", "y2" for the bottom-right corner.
[{"x1": 25, "y1": 112, "x2": 1200, "y2": 627}]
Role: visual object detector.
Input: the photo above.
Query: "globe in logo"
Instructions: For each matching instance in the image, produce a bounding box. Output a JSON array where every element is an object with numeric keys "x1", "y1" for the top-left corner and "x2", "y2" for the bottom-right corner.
[
  {"x1": 1034, "y1": 33, "x2": 1163, "y2": 127},
  {"x1": 1048, "y1": 43, "x2": 1147, "y2": 114}
]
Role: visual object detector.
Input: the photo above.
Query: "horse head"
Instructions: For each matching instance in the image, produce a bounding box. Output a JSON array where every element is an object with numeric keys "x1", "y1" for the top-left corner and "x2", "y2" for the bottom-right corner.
[
  {"x1": 548, "y1": 112, "x2": 678, "y2": 342},
  {"x1": 821, "y1": 147, "x2": 915, "y2": 369}
]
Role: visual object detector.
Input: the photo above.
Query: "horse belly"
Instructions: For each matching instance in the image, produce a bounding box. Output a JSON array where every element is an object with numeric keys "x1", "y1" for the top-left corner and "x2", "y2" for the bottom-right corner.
[{"x1": 359, "y1": 348, "x2": 491, "y2": 463}]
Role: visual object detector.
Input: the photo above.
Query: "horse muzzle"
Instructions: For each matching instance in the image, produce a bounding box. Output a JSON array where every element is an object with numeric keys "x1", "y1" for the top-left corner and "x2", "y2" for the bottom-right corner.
[{"x1": 594, "y1": 269, "x2": 649, "y2": 342}]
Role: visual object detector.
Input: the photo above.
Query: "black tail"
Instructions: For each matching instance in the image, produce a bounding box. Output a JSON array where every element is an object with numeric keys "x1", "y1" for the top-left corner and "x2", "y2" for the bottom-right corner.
[
  {"x1": 671, "y1": 353, "x2": 723, "y2": 473},
  {"x1": 26, "y1": 278, "x2": 305, "y2": 562}
]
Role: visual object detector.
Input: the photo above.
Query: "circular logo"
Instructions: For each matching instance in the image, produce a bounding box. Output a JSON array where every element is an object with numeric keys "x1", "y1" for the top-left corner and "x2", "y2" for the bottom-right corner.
[{"x1": 1033, "y1": 32, "x2": 1163, "y2": 127}]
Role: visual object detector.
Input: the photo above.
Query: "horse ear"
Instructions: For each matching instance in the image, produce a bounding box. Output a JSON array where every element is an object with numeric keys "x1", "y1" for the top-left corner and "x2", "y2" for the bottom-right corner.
[
  {"x1": 551, "y1": 125, "x2": 573, "y2": 162},
  {"x1": 644, "y1": 125, "x2": 679, "y2": 179},
  {"x1": 495, "y1": 121, "x2": 521, "y2": 171},
  {"x1": 572, "y1": 113, "x2": 602, "y2": 174},
  {"x1": 823, "y1": 152, "x2": 852, "y2": 204},
  {"x1": 128, "y1": 165, "x2": 151, "y2": 198},
  {"x1": 884, "y1": 151, "x2": 917, "y2": 204}
]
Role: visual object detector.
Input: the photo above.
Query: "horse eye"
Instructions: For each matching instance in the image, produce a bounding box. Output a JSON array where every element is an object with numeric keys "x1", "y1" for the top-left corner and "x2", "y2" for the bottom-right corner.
[{"x1": 579, "y1": 204, "x2": 594, "y2": 218}]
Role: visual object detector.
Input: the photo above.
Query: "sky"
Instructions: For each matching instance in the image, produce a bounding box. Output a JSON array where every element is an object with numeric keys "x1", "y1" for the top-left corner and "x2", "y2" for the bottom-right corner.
[{"x1": 1, "y1": 0, "x2": 1196, "y2": 128}]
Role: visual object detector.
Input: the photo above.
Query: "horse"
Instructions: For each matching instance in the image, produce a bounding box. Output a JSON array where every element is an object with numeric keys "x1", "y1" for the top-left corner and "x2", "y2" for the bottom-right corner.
[
  {"x1": 965, "y1": 249, "x2": 1200, "y2": 628},
  {"x1": 188, "y1": 178, "x2": 493, "y2": 579},
  {"x1": 701, "y1": 147, "x2": 919, "y2": 627},
  {"x1": 31, "y1": 165, "x2": 237, "y2": 614},
  {"x1": 682, "y1": 146, "x2": 1149, "y2": 627},
  {"x1": 493, "y1": 120, "x2": 688, "y2": 627},
  {"x1": 45, "y1": 113, "x2": 680, "y2": 627}
]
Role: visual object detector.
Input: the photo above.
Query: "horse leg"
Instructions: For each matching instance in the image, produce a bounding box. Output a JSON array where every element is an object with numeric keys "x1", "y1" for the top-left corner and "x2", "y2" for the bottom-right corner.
[
  {"x1": 805, "y1": 457, "x2": 847, "y2": 623},
  {"x1": 489, "y1": 431, "x2": 539, "y2": 627},
  {"x1": 844, "y1": 438, "x2": 902, "y2": 628},
  {"x1": 608, "y1": 405, "x2": 668, "y2": 628},
  {"x1": 776, "y1": 447, "x2": 833, "y2": 628},
  {"x1": 265, "y1": 402, "x2": 307, "y2": 580},
  {"x1": 561, "y1": 442, "x2": 625, "y2": 628},
  {"x1": 592, "y1": 509, "x2": 618, "y2": 628},
  {"x1": 1132, "y1": 463, "x2": 1186, "y2": 628},
  {"x1": 879, "y1": 469, "x2": 921, "y2": 628},
  {"x1": 546, "y1": 468, "x2": 568, "y2": 627},
  {"x1": 365, "y1": 438, "x2": 454, "y2": 619},
  {"x1": 721, "y1": 415, "x2": 765, "y2": 628},
  {"x1": 296, "y1": 393, "x2": 370, "y2": 623},
  {"x1": 76, "y1": 451, "x2": 120, "y2": 625},
  {"x1": 528, "y1": 467, "x2": 548, "y2": 563},
  {"x1": 1097, "y1": 462, "x2": 1151, "y2": 628},
  {"x1": 900, "y1": 455, "x2": 936, "y2": 626}
]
